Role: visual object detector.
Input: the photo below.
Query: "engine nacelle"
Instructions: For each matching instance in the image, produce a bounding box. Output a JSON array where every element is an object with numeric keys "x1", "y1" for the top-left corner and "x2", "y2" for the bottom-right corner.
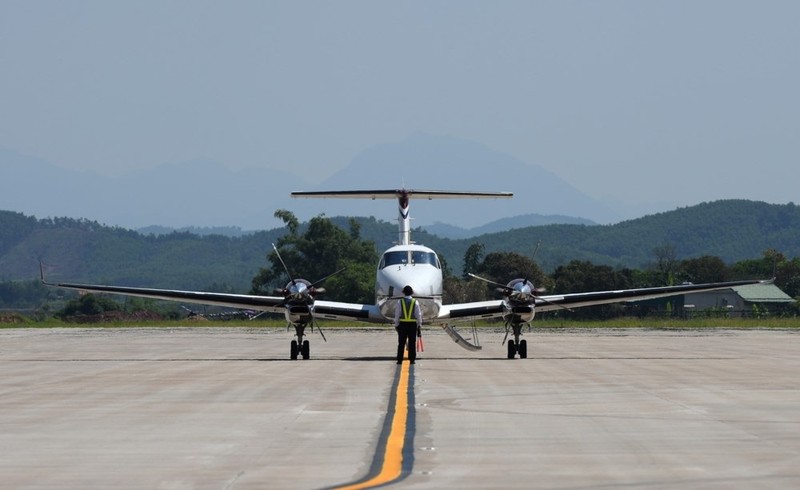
[
  {"x1": 500, "y1": 278, "x2": 540, "y2": 303},
  {"x1": 274, "y1": 279, "x2": 325, "y2": 306},
  {"x1": 501, "y1": 278, "x2": 538, "y2": 324}
]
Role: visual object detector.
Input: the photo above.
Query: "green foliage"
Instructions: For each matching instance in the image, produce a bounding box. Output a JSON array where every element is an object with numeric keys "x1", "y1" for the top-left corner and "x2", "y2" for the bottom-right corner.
[
  {"x1": 445, "y1": 250, "x2": 550, "y2": 303},
  {"x1": 250, "y1": 211, "x2": 378, "y2": 303},
  {"x1": 552, "y1": 260, "x2": 634, "y2": 293},
  {"x1": 0, "y1": 280, "x2": 49, "y2": 308},
  {"x1": 678, "y1": 255, "x2": 730, "y2": 283},
  {"x1": 58, "y1": 294, "x2": 122, "y2": 317},
  {"x1": 462, "y1": 242, "x2": 485, "y2": 279},
  {"x1": 3, "y1": 201, "x2": 800, "y2": 319}
]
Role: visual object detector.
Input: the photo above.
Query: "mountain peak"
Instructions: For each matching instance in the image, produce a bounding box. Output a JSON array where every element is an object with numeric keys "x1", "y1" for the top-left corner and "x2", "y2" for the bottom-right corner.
[{"x1": 312, "y1": 133, "x2": 619, "y2": 227}]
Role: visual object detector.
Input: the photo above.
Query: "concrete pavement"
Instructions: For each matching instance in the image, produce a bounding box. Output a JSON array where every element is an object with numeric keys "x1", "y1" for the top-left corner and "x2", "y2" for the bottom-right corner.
[{"x1": 1, "y1": 327, "x2": 799, "y2": 489}]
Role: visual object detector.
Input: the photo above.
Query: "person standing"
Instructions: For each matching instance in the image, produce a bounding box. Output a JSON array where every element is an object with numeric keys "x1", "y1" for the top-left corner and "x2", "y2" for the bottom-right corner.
[{"x1": 394, "y1": 285, "x2": 422, "y2": 364}]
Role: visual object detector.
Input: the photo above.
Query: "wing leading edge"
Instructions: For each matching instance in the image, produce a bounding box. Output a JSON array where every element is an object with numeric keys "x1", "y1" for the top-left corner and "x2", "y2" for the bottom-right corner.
[
  {"x1": 535, "y1": 279, "x2": 770, "y2": 312},
  {"x1": 437, "y1": 279, "x2": 769, "y2": 322},
  {"x1": 44, "y1": 280, "x2": 381, "y2": 321}
]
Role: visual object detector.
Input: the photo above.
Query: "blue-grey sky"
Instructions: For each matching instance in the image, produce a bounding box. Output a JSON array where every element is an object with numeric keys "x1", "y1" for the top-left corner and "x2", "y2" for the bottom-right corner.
[{"x1": 2, "y1": 1, "x2": 798, "y2": 212}]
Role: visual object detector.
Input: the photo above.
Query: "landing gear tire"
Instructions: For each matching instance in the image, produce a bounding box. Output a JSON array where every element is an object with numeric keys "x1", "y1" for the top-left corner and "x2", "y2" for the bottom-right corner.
[
  {"x1": 290, "y1": 340, "x2": 299, "y2": 360},
  {"x1": 507, "y1": 339, "x2": 516, "y2": 359},
  {"x1": 519, "y1": 339, "x2": 528, "y2": 359},
  {"x1": 301, "y1": 340, "x2": 310, "y2": 360}
]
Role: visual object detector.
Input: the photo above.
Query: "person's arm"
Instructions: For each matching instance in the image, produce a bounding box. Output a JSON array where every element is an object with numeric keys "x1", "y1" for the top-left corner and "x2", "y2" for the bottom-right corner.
[{"x1": 394, "y1": 300, "x2": 401, "y2": 328}]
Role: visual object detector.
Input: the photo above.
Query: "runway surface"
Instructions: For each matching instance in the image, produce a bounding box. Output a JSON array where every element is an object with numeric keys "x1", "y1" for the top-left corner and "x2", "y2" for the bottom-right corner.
[{"x1": 2, "y1": 326, "x2": 799, "y2": 489}]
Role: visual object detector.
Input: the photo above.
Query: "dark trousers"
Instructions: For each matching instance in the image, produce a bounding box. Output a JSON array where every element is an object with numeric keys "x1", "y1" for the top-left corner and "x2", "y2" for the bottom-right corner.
[{"x1": 396, "y1": 322, "x2": 417, "y2": 363}]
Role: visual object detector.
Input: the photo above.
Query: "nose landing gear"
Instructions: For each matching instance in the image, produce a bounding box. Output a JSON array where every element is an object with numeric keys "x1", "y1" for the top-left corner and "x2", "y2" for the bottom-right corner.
[
  {"x1": 290, "y1": 339, "x2": 310, "y2": 360},
  {"x1": 505, "y1": 322, "x2": 528, "y2": 359},
  {"x1": 289, "y1": 324, "x2": 311, "y2": 360}
]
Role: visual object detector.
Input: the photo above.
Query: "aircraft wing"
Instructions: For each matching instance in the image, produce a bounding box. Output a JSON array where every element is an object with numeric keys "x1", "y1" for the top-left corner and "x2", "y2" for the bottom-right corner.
[
  {"x1": 46, "y1": 281, "x2": 289, "y2": 312},
  {"x1": 437, "y1": 300, "x2": 506, "y2": 323},
  {"x1": 534, "y1": 279, "x2": 769, "y2": 312},
  {"x1": 312, "y1": 300, "x2": 385, "y2": 323},
  {"x1": 45, "y1": 280, "x2": 385, "y2": 322},
  {"x1": 437, "y1": 279, "x2": 767, "y2": 321}
]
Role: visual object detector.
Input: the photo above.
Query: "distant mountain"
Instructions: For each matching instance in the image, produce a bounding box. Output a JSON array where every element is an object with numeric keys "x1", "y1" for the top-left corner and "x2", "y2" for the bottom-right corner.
[
  {"x1": 304, "y1": 133, "x2": 621, "y2": 226},
  {"x1": 2, "y1": 138, "x2": 617, "y2": 231},
  {"x1": 0, "y1": 148, "x2": 307, "y2": 230},
  {"x1": 422, "y1": 213, "x2": 597, "y2": 239}
]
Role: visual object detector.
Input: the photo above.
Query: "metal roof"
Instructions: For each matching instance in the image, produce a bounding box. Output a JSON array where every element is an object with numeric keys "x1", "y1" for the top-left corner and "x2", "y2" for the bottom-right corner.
[{"x1": 731, "y1": 284, "x2": 795, "y2": 303}]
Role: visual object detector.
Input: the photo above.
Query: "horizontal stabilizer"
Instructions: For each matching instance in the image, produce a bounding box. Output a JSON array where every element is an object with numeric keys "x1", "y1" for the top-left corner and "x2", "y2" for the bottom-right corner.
[
  {"x1": 440, "y1": 323, "x2": 482, "y2": 351},
  {"x1": 292, "y1": 189, "x2": 512, "y2": 200}
]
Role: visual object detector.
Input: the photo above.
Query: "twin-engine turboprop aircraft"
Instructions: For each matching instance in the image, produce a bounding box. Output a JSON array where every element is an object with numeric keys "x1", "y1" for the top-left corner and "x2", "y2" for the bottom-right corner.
[{"x1": 43, "y1": 189, "x2": 766, "y2": 359}]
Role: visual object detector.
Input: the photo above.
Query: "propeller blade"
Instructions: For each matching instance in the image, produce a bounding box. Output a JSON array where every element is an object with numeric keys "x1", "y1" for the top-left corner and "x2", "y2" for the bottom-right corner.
[
  {"x1": 309, "y1": 267, "x2": 346, "y2": 288},
  {"x1": 501, "y1": 320, "x2": 511, "y2": 346},
  {"x1": 313, "y1": 319, "x2": 327, "y2": 343},
  {"x1": 272, "y1": 243, "x2": 298, "y2": 287},
  {"x1": 468, "y1": 273, "x2": 509, "y2": 290}
]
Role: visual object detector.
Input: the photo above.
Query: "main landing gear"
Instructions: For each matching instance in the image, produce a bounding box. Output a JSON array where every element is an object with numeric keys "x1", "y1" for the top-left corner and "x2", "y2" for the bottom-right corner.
[{"x1": 505, "y1": 322, "x2": 528, "y2": 359}]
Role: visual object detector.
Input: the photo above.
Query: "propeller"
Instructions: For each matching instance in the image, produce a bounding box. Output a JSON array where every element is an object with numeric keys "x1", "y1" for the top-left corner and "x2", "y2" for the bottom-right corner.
[
  {"x1": 467, "y1": 274, "x2": 545, "y2": 301},
  {"x1": 271, "y1": 243, "x2": 345, "y2": 305},
  {"x1": 468, "y1": 273, "x2": 574, "y2": 312}
]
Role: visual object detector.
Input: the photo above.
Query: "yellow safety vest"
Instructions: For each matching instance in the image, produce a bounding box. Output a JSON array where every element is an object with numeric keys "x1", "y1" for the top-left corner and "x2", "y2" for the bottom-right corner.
[{"x1": 400, "y1": 297, "x2": 417, "y2": 323}]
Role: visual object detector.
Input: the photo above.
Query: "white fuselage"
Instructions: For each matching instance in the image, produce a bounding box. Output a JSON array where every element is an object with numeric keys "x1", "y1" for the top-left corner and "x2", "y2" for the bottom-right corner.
[{"x1": 375, "y1": 243, "x2": 443, "y2": 321}]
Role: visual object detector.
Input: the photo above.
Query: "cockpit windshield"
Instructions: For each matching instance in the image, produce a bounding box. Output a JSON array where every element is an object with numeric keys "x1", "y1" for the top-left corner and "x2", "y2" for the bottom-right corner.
[
  {"x1": 412, "y1": 251, "x2": 439, "y2": 267},
  {"x1": 380, "y1": 251, "x2": 408, "y2": 268},
  {"x1": 379, "y1": 250, "x2": 440, "y2": 269}
]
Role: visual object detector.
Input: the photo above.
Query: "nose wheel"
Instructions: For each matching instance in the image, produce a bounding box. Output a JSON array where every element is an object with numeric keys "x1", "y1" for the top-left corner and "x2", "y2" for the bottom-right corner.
[
  {"x1": 290, "y1": 339, "x2": 310, "y2": 360},
  {"x1": 290, "y1": 324, "x2": 311, "y2": 360},
  {"x1": 505, "y1": 322, "x2": 528, "y2": 359},
  {"x1": 507, "y1": 338, "x2": 528, "y2": 359}
]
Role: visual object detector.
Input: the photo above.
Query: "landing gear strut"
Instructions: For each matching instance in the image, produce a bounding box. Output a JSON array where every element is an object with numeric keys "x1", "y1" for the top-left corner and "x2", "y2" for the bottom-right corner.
[{"x1": 505, "y1": 322, "x2": 528, "y2": 359}]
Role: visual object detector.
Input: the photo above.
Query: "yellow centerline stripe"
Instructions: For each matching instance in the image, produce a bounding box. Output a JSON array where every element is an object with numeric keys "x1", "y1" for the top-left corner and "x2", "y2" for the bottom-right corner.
[{"x1": 330, "y1": 360, "x2": 412, "y2": 489}]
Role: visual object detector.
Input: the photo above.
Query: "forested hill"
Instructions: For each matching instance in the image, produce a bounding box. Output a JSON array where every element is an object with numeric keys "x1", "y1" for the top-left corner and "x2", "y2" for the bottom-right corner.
[
  {"x1": 1, "y1": 200, "x2": 798, "y2": 291},
  {"x1": 463, "y1": 200, "x2": 800, "y2": 272}
]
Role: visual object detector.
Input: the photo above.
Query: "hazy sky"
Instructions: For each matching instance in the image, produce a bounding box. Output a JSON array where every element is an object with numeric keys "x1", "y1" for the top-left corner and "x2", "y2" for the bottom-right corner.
[{"x1": 2, "y1": 1, "x2": 798, "y2": 210}]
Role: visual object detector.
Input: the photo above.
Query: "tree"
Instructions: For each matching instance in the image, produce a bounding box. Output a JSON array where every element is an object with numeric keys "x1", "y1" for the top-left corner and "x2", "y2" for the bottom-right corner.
[
  {"x1": 475, "y1": 251, "x2": 547, "y2": 286},
  {"x1": 462, "y1": 242, "x2": 485, "y2": 279},
  {"x1": 552, "y1": 260, "x2": 632, "y2": 294},
  {"x1": 678, "y1": 255, "x2": 729, "y2": 283},
  {"x1": 550, "y1": 260, "x2": 634, "y2": 319},
  {"x1": 250, "y1": 211, "x2": 378, "y2": 304},
  {"x1": 732, "y1": 249, "x2": 800, "y2": 298},
  {"x1": 58, "y1": 294, "x2": 121, "y2": 317},
  {"x1": 652, "y1": 243, "x2": 679, "y2": 285}
]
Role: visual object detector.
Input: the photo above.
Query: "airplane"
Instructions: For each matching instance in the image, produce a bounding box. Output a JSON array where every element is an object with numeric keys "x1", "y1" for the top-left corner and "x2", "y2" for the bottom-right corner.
[{"x1": 42, "y1": 189, "x2": 768, "y2": 359}]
